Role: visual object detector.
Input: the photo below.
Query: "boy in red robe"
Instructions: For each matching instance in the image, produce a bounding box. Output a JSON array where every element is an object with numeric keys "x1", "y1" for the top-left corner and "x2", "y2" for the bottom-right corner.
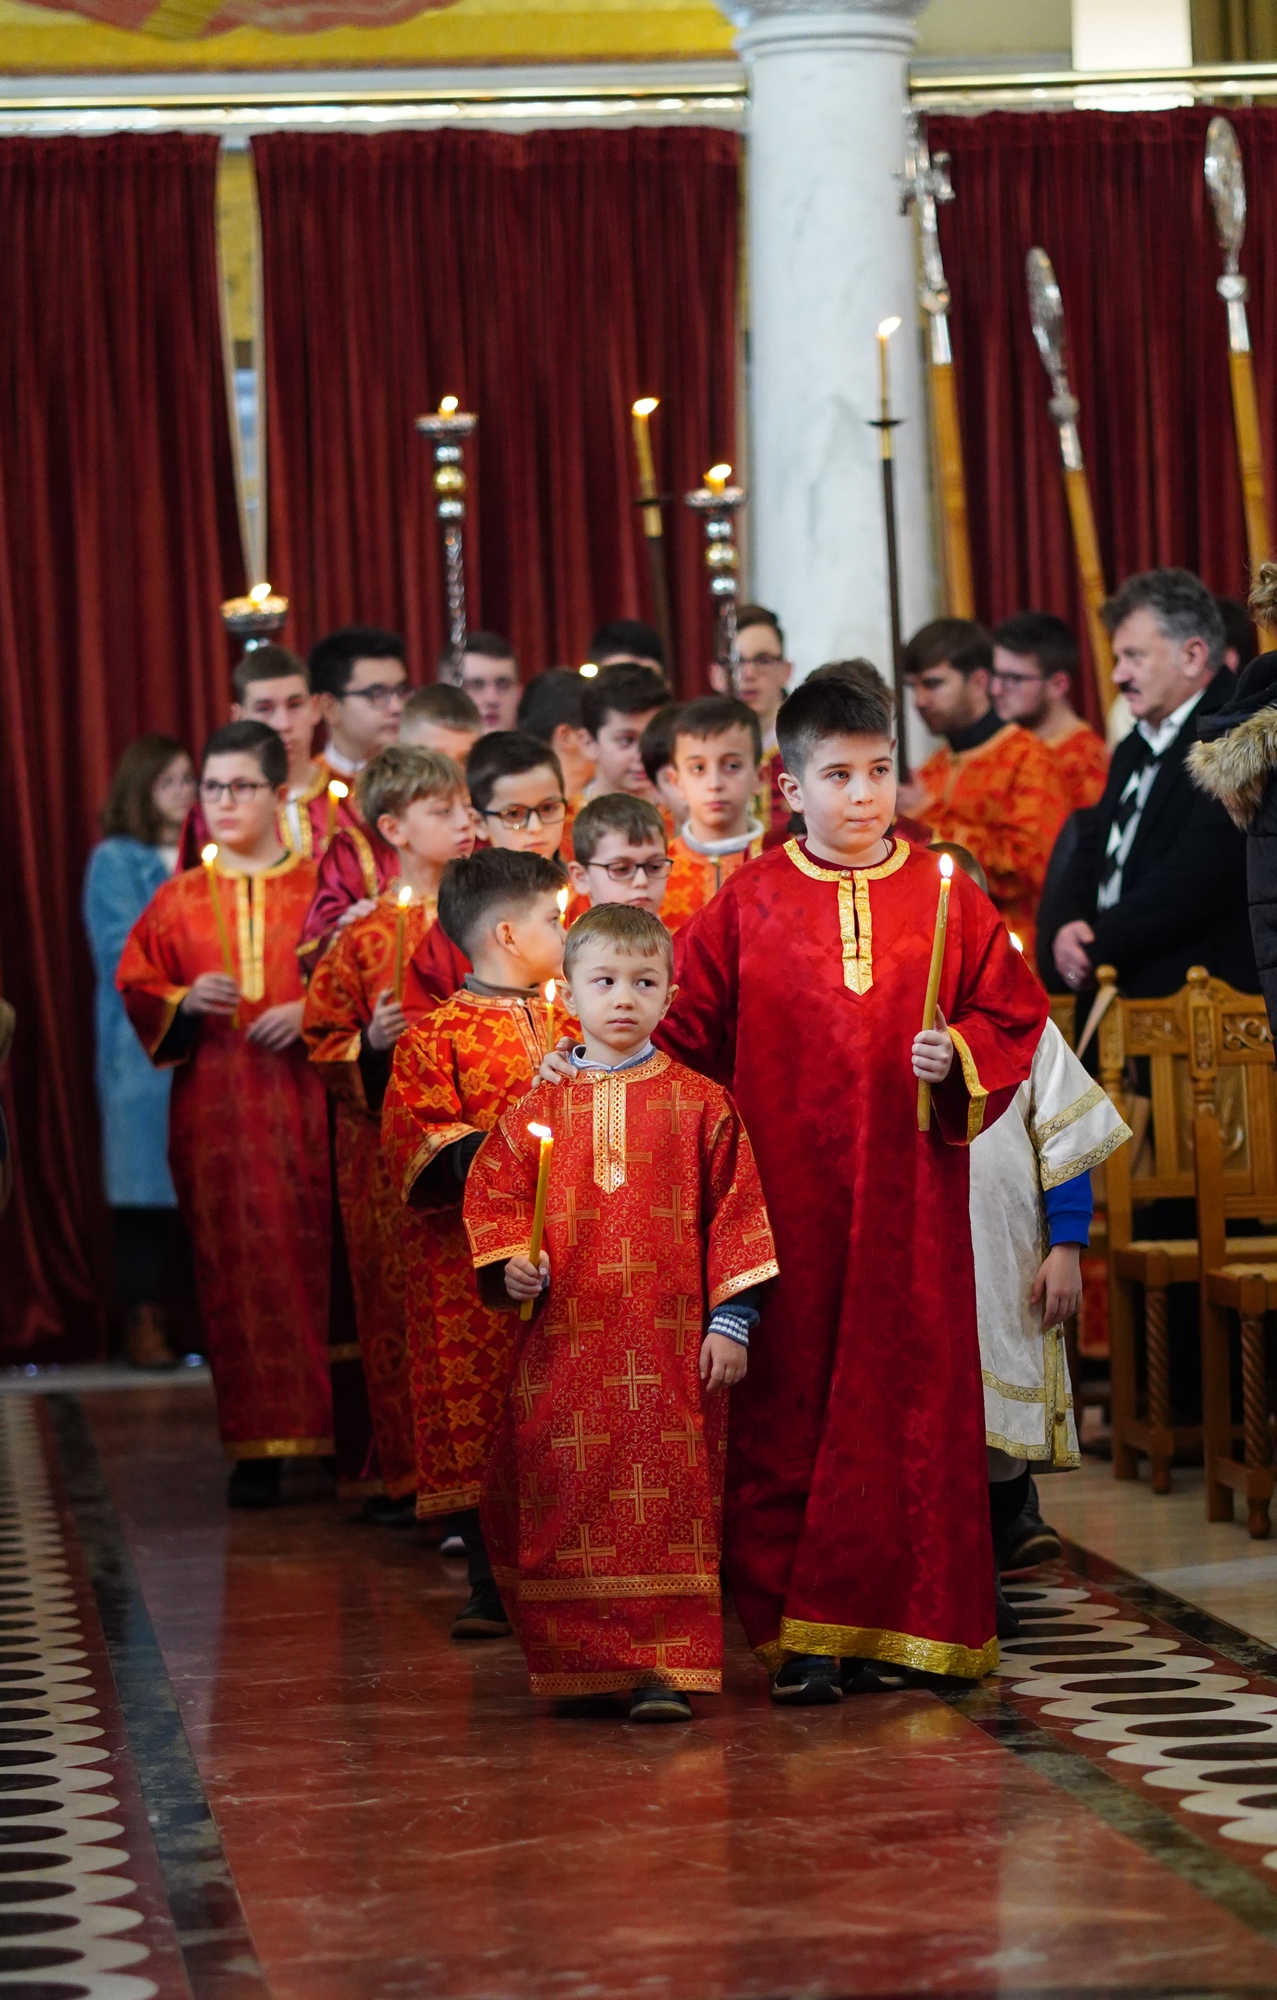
[
  {"x1": 381, "y1": 849, "x2": 572, "y2": 1636},
  {"x1": 303, "y1": 746, "x2": 474, "y2": 1519},
  {"x1": 466, "y1": 905, "x2": 777, "y2": 1722},
  {"x1": 662, "y1": 697, "x2": 767, "y2": 933},
  {"x1": 118, "y1": 721, "x2": 333, "y2": 1509},
  {"x1": 655, "y1": 675, "x2": 1047, "y2": 1702},
  {"x1": 565, "y1": 794, "x2": 670, "y2": 926}
]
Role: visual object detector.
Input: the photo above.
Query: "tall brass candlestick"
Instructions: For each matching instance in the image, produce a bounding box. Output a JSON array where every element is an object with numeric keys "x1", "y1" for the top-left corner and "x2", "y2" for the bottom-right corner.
[
  {"x1": 415, "y1": 396, "x2": 478, "y2": 680},
  {"x1": 631, "y1": 398, "x2": 676, "y2": 682},
  {"x1": 917, "y1": 852, "x2": 954, "y2": 1133},
  {"x1": 520, "y1": 1121, "x2": 555, "y2": 1322},
  {"x1": 871, "y1": 317, "x2": 909, "y2": 782}
]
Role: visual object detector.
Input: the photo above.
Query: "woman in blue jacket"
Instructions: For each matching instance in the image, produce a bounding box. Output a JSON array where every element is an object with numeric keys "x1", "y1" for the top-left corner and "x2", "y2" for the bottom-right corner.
[{"x1": 83, "y1": 735, "x2": 195, "y2": 1367}]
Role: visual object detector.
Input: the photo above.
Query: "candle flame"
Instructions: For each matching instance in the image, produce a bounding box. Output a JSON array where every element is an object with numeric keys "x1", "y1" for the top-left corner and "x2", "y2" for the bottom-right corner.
[
  {"x1": 544, "y1": 979, "x2": 557, "y2": 1006},
  {"x1": 439, "y1": 395, "x2": 459, "y2": 416},
  {"x1": 938, "y1": 853, "x2": 954, "y2": 879},
  {"x1": 579, "y1": 661, "x2": 599, "y2": 678},
  {"x1": 1008, "y1": 931, "x2": 1024, "y2": 953},
  {"x1": 200, "y1": 843, "x2": 218, "y2": 865},
  {"x1": 877, "y1": 316, "x2": 902, "y2": 340},
  {"x1": 632, "y1": 396, "x2": 658, "y2": 417},
  {"x1": 705, "y1": 463, "x2": 732, "y2": 494},
  {"x1": 398, "y1": 884, "x2": 413, "y2": 908},
  {"x1": 248, "y1": 581, "x2": 272, "y2": 603},
  {"x1": 528, "y1": 1122, "x2": 553, "y2": 1141},
  {"x1": 556, "y1": 888, "x2": 569, "y2": 918},
  {"x1": 328, "y1": 779, "x2": 349, "y2": 800}
]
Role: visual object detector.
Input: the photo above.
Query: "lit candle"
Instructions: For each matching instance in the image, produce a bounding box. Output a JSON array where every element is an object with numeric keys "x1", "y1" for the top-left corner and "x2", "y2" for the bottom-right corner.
[
  {"x1": 917, "y1": 852, "x2": 954, "y2": 1134},
  {"x1": 249, "y1": 580, "x2": 272, "y2": 604},
  {"x1": 543, "y1": 978, "x2": 557, "y2": 1052},
  {"x1": 632, "y1": 397, "x2": 660, "y2": 520},
  {"x1": 393, "y1": 884, "x2": 413, "y2": 1002},
  {"x1": 705, "y1": 463, "x2": 731, "y2": 499},
  {"x1": 877, "y1": 315, "x2": 901, "y2": 423},
  {"x1": 521, "y1": 1121, "x2": 555, "y2": 1322},
  {"x1": 556, "y1": 887, "x2": 569, "y2": 924},
  {"x1": 578, "y1": 661, "x2": 599, "y2": 679},
  {"x1": 1008, "y1": 931, "x2": 1024, "y2": 954},
  {"x1": 200, "y1": 844, "x2": 236, "y2": 981},
  {"x1": 326, "y1": 777, "x2": 348, "y2": 845},
  {"x1": 440, "y1": 395, "x2": 459, "y2": 416}
]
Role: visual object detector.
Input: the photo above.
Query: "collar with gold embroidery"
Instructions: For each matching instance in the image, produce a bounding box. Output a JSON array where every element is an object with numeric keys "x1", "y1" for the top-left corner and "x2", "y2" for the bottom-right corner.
[{"x1": 785, "y1": 837, "x2": 909, "y2": 995}]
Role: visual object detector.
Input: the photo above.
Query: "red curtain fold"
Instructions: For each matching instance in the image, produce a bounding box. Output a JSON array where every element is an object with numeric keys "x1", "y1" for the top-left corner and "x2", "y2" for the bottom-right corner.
[
  {"x1": 929, "y1": 107, "x2": 1277, "y2": 724},
  {"x1": 253, "y1": 128, "x2": 740, "y2": 691},
  {"x1": 0, "y1": 134, "x2": 243, "y2": 1357}
]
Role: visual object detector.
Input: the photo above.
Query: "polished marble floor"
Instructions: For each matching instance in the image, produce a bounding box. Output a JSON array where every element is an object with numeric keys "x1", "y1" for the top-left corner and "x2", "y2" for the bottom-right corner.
[{"x1": 11, "y1": 1379, "x2": 1277, "y2": 1999}]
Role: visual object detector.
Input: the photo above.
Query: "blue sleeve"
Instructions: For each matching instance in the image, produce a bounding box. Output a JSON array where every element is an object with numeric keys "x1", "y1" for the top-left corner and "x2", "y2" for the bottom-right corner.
[
  {"x1": 1042, "y1": 1167, "x2": 1092, "y2": 1248},
  {"x1": 83, "y1": 843, "x2": 151, "y2": 985}
]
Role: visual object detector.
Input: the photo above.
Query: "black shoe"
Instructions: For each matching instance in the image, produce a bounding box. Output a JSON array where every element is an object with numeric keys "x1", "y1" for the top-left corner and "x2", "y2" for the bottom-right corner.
[
  {"x1": 1000, "y1": 1478, "x2": 1063, "y2": 1573},
  {"x1": 629, "y1": 1686, "x2": 692, "y2": 1723},
  {"x1": 840, "y1": 1656, "x2": 909, "y2": 1694},
  {"x1": 771, "y1": 1654, "x2": 843, "y2": 1705},
  {"x1": 995, "y1": 1574, "x2": 1021, "y2": 1640},
  {"x1": 439, "y1": 1531, "x2": 466, "y2": 1558},
  {"x1": 361, "y1": 1493, "x2": 418, "y2": 1527},
  {"x1": 450, "y1": 1585, "x2": 512, "y2": 1639},
  {"x1": 227, "y1": 1459, "x2": 281, "y2": 1510}
]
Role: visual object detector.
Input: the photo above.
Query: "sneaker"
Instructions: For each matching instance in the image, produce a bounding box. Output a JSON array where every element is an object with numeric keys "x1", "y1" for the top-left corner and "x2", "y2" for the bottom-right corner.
[
  {"x1": 629, "y1": 1686, "x2": 692, "y2": 1723},
  {"x1": 841, "y1": 1657, "x2": 909, "y2": 1694},
  {"x1": 439, "y1": 1532, "x2": 466, "y2": 1558},
  {"x1": 994, "y1": 1574, "x2": 1021, "y2": 1640},
  {"x1": 450, "y1": 1585, "x2": 512, "y2": 1639},
  {"x1": 361, "y1": 1493, "x2": 417, "y2": 1527},
  {"x1": 227, "y1": 1459, "x2": 281, "y2": 1510},
  {"x1": 1000, "y1": 1479, "x2": 1063, "y2": 1573},
  {"x1": 771, "y1": 1654, "x2": 843, "y2": 1705}
]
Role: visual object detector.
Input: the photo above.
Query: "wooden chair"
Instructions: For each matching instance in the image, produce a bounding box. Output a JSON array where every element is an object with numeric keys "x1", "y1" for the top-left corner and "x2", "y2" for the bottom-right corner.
[{"x1": 1192, "y1": 970, "x2": 1277, "y2": 1537}]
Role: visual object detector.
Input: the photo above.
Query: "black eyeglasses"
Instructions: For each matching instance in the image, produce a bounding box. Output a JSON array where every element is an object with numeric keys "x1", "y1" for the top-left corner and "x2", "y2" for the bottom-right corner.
[
  {"x1": 199, "y1": 778, "x2": 273, "y2": 803},
  {"x1": 341, "y1": 681, "x2": 408, "y2": 710},
  {"x1": 738, "y1": 652, "x2": 785, "y2": 670},
  {"x1": 481, "y1": 798, "x2": 567, "y2": 832},
  {"x1": 586, "y1": 857, "x2": 673, "y2": 883}
]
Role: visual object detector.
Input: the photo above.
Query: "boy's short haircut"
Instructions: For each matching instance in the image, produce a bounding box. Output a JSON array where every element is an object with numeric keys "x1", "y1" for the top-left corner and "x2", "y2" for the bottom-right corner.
[
  {"x1": 806, "y1": 658, "x2": 894, "y2": 711},
  {"x1": 775, "y1": 677, "x2": 894, "y2": 778},
  {"x1": 673, "y1": 694, "x2": 763, "y2": 767},
  {"x1": 231, "y1": 643, "x2": 309, "y2": 704},
  {"x1": 902, "y1": 618, "x2": 993, "y2": 680},
  {"x1": 640, "y1": 702, "x2": 685, "y2": 786},
  {"x1": 437, "y1": 847, "x2": 567, "y2": 957},
  {"x1": 401, "y1": 683, "x2": 482, "y2": 732},
  {"x1": 737, "y1": 603, "x2": 785, "y2": 653},
  {"x1": 308, "y1": 626, "x2": 405, "y2": 700},
  {"x1": 563, "y1": 902, "x2": 674, "y2": 982},
  {"x1": 588, "y1": 618, "x2": 666, "y2": 669},
  {"x1": 201, "y1": 719, "x2": 288, "y2": 789},
  {"x1": 580, "y1": 664, "x2": 669, "y2": 737},
  {"x1": 357, "y1": 744, "x2": 465, "y2": 830},
  {"x1": 517, "y1": 668, "x2": 585, "y2": 742},
  {"x1": 572, "y1": 792, "x2": 667, "y2": 866},
  {"x1": 931, "y1": 841, "x2": 989, "y2": 897},
  {"x1": 465, "y1": 732, "x2": 565, "y2": 816}
]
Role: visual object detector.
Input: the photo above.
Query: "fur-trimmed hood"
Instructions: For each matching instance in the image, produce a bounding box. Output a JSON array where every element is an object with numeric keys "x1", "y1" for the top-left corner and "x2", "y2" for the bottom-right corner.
[{"x1": 1189, "y1": 705, "x2": 1277, "y2": 829}]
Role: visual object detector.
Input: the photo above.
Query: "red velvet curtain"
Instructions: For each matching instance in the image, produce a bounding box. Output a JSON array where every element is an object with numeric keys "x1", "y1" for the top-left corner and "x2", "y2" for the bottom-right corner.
[
  {"x1": 0, "y1": 135, "x2": 243, "y2": 1356},
  {"x1": 253, "y1": 129, "x2": 740, "y2": 691},
  {"x1": 929, "y1": 108, "x2": 1277, "y2": 724}
]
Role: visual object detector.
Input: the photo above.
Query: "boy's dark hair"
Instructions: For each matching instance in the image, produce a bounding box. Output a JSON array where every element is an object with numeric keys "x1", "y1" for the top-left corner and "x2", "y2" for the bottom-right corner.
[
  {"x1": 308, "y1": 626, "x2": 405, "y2": 701},
  {"x1": 992, "y1": 611, "x2": 1079, "y2": 687},
  {"x1": 402, "y1": 683, "x2": 481, "y2": 731},
  {"x1": 231, "y1": 643, "x2": 309, "y2": 704},
  {"x1": 806, "y1": 658, "x2": 894, "y2": 709},
  {"x1": 564, "y1": 901, "x2": 673, "y2": 980},
  {"x1": 465, "y1": 731, "x2": 565, "y2": 816},
  {"x1": 101, "y1": 734, "x2": 188, "y2": 844},
  {"x1": 775, "y1": 677, "x2": 894, "y2": 777},
  {"x1": 517, "y1": 668, "x2": 585, "y2": 741},
  {"x1": 437, "y1": 847, "x2": 567, "y2": 957},
  {"x1": 464, "y1": 631, "x2": 517, "y2": 665},
  {"x1": 673, "y1": 695, "x2": 763, "y2": 766},
  {"x1": 902, "y1": 618, "x2": 993, "y2": 680},
  {"x1": 581, "y1": 664, "x2": 669, "y2": 737},
  {"x1": 737, "y1": 603, "x2": 785, "y2": 653},
  {"x1": 572, "y1": 792, "x2": 668, "y2": 866},
  {"x1": 640, "y1": 702, "x2": 685, "y2": 786},
  {"x1": 588, "y1": 618, "x2": 666, "y2": 669},
  {"x1": 201, "y1": 719, "x2": 288, "y2": 788},
  {"x1": 357, "y1": 745, "x2": 465, "y2": 830}
]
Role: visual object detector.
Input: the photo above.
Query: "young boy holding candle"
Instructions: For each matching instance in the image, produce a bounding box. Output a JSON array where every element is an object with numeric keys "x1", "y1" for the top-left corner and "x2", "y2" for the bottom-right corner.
[
  {"x1": 565, "y1": 794, "x2": 671, "y2": 924},
  {"x1": 117, "y1": 721, "x2": 333, "y2": 1508},
  {"x1": 381, "y1": 847, "x2": 572, "y2": 1636},
  {"x1": 662, "y1": 697, "x2": 768, "y2": 933},
  {"x1": 465, "y1": 903, "x2": 776, "y2": 1722},
  {"x1": 302, "y1": 746, "x2": 475, "y2": 1520}
]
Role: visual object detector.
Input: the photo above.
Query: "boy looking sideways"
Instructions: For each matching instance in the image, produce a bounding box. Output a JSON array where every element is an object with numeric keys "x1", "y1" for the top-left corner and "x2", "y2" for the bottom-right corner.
[
  {"x1": 566, "y1": 793, "x2": 671, "y2": 921},
  {"x1": 662, "y1": 697, "x2": 766, "y2": 932},
  {"x1": 466, "y1": 904, "x2": 775, "y2": 1723},
  {"x1": 639, "y1": 703, "x2": 689, "y2": 832},
  {"x1": 466, "y1": 733, "x2": 569, "y2": 862},
  {"x1": 580, "y1": 665, "x2": 669, "y2": 805}
]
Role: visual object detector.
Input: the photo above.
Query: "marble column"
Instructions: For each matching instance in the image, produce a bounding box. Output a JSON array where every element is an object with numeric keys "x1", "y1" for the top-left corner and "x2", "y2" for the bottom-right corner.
[{"x1": 727, "y1": 0, "x2": 936, "y2": 740}]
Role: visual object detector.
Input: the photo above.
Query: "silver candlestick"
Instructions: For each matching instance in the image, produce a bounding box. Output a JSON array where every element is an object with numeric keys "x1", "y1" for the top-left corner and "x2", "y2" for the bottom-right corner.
[
  {"x1": 684, "y1": 464, "x2": 746, "y2": 684},
  {"x1": 415, "y1": 396, "x2": 477, "y2": 681}
]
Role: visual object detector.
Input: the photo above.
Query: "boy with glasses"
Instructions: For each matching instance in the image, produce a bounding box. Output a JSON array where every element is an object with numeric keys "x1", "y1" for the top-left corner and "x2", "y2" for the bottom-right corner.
[
  {"x1": 566, "y1": 794, "x2": 672, "y2": 922},
  {"x1": 466, "y1": 733, "x2": 569, "y2": 861},
  {"x1": 712, "y1": 605, "x2": 793, "y2": 846},
  {"x1": 310, "y1": 626, "x2": 409, "y2": 779},
  {"x1": 991, "y1": 612, "x2": 1108, "y2": 811}
]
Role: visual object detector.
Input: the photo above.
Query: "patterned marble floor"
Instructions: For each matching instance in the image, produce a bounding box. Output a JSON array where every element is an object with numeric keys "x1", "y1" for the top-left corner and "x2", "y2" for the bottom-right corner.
[{"x1": 13, "y1": 1379, "x2": 1277, "y2": 1999}]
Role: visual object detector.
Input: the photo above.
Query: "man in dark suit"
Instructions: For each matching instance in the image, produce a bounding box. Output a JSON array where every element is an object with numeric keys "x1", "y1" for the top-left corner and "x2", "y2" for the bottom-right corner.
[{"x1": 1051, "y1": 568, "x2": 1256, "y2": 999}]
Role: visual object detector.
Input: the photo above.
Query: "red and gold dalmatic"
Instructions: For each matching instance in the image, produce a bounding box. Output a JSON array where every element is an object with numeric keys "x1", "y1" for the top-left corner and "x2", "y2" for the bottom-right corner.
[
  {"x1": 297, "y1": 820, "x2": 399, "y2": 973},
  {"x1": 179, "y1": 755, "x2": 369, "y2": 873},
  {"x1": 302, "y1": 890, "x2": 469, "y2": 1499},
  {"x1": 381, "y1": 988, "x2": 574, "y2": 1517},
  {"x1": 659, "y1": 839, "x2": 1047, "y2": 1679},
  {"x1": 1045, "y1": 720, "x2": 1109, "y2": 811},
  {"x1": 661, "y1": 827, "x2": 766, "y2": 934},
  {"x1": 117, "y1": 855, "x2": 333, "y2": 1460},
  {"x1": 754, "y1": 746, "x2": 791, "y2": 849},
  {"x1": 912, "y1": 723, "x2": 1069, "y2": 960},
  {"x1": 464, "y1": 1059, "x2": 777, "y2": 1697}
]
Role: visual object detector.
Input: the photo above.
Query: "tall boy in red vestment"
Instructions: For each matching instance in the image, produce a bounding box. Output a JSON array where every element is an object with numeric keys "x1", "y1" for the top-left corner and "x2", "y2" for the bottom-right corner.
[
  {"x1": 381, "y1": 849, "x2": 572, "y2": 1636},
  {"x1": 467, "y1": 905, "x2": 776, "y2": 1723},
  {"x1": 655, "y1": 676, "x2": 1047, "y2": 1702},
  {"x1": 662, "y1": 697, "x2": 767, "y2": 933},
  {"x1": 118, "y1": 722, "x2": 333, "y2": 1509}
]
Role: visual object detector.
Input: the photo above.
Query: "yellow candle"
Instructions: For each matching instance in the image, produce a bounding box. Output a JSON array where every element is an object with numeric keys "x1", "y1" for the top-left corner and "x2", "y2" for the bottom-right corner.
[
  {"x1": 556, "y1": 887, "x2": 569, "y2": 924},
  {"x1": 705, "y1": 463, "x2": 731, "y2": 499},
  {"x1": 393, "y1": 884, "x2": 413, "y2": 1002},
  {"x1": 200, "y1": 844, "x2": 235, "y2": 980},
  {"x1": 543, "y1": 978, "x2": 557, "y2": 1052},
  {"x1": 877, "y1": 316, "x2": 901, "y2": 422},
  {"x1": 326, "y1": 778, "x2": 348, "y2": 846},
  {"x1": 440, "y1": 395, "x2": 459, "y2": 416},
  {"x1": 520, "y1": 1121, "x2": 555, "y2": 1322},
  {"x1": 917, "y1": 852, "x2": 954, "y2": 1134}
]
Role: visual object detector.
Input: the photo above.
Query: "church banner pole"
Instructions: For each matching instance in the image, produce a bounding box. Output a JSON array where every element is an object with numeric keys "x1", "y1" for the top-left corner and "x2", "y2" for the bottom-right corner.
[
  {"x1": 415, "y1": 395, "x2": 478, "y2": 682},
  {"x1": 1205, "y1": 116, "x2": 1277, "y2": 653},
  {"x1": 631, "y1": 398, "x2": 677, "y2": 689},
  {"x1": 1025, "y1": 248, "x2": 1117, "y2": 720},
  {"x1": 684, "y1": 463, "x2": 746, "y2": 691},
  {"x1": 870, "y1": 317, "x2": 910, "y2": 783},
  {"x1": 900, "y1": 110, "x2": 974, "y2": 620}
]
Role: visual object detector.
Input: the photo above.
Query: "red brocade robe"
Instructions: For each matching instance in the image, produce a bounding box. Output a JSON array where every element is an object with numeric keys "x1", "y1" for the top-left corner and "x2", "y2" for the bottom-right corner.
[
  {"x1": 662, "y1": 827, "x2": 766, "y2": 934},
  {"x1": 1045, "y1": 720, "x2": 1109, "y2": 811},
  {"x1": 117, "y1": 855, "x2": 333, "y2": 1458},
  {"x1": 297, "y1": 821, "x2": 399, "y2": 973},
  {"x1": 464, "y1": 1057, "x2": 777, "y2": 1696},
  {"x1": 381, "y1": 988, "x2": 574, "y2": 1516},
  {"x1": 302, "y1": 891, "x2": 469, "y2": 1499},
  {"x1": 658, "y1": 838, "x2": 1047, "y2": 1677}
]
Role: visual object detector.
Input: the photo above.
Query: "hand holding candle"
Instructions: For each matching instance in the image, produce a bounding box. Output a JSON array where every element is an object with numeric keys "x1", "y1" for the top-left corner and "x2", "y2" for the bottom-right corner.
[
  {"x1": 543, "y1": 978, "x2": 557, "y2": 1052},
  {"x1": 200, "y1": 844, "x2": 236, "y2": 979},
  {"x1": 916, "y1": 852, "x2": 954, "y2": 1132},
  {"x1": 520, "y1": 1121, "x2": 555, "y2": 1321},
  {"x1": 392, "y1": 884, "x2": 413, "y2": 1002}
]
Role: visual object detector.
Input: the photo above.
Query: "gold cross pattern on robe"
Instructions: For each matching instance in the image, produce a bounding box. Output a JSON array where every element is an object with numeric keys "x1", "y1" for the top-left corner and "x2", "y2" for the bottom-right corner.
[
  {"x1": 661, "y1": 1411, "x2": 703, "y2": 1466},
  {"x1": 655, "y1": 1295, "x2": 697, "y2": 1356},
  {"x1": 555, "y1": 1522, "x2": 617, "y2": 1576},
  {"x1": 608, "y1": 1461, "x2": 670, "y2": 1524},
  {"x1": 650, "y1": 1186, "x2": 689, "y2": 1245},
  {"x1": 550, "y1": 1298, "x2": 605, "y2": 1359},
  {"x1": 603, "y1": 1349, "x2": 662, "y2": 1412},
  {"x1": 521, "y1": 1471, "x2": 558, "y2": 1530},
  {"x1": 599, "y1": 1238, "x2": 657, "y2": 1298},
  {"x1": 668, "y1": 1519, "x2": 716, "y2": 1575},
  {"x1": 551, "y1": 1409, "x2": 611, "y2": 1471},
  {"x1": 513, "y1": 1360, "x2": 550, "y2": 1422},
  {"x1": 632, "y1": 1613, "x2": 692, "y2": 1668},
  {"x1": 549, "y1": 1184, "x2": 600, "y2": 1246},
  {"x1": 543, "y1": 1616, "x2": 583, "y2": 1672},
  {"x1": 646, "y1": 1078, "x2": 695, "y2": 1136}
]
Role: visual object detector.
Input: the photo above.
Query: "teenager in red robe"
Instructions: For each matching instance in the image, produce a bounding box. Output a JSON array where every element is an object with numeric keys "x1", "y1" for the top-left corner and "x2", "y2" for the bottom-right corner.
[
  {"x1": 466, "y1": 904, "x2": 777, "y2": 1722},
  {"x1": 117, "y1": 721, "x2": 333, "y2": 1508},
  {"x1": 303, "y1": 746, "x2": 474, "y2": 1516},
  {"x1": 661, "y1": 698, "x2": 767, "y2": 933},
  {"x1": 381, "y1": 848, "x2": 572, "y2": 1636},
  {"x1": 655, "y1": 676, "x2": 1047, "y2": 1702}
]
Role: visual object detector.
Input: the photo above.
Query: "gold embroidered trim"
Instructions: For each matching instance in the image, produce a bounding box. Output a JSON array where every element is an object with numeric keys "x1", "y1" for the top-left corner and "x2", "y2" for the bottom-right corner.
[
  {"x1": 1033, "y1": 1081, "x2": 1107, "y2": 1145},
  {"x1": 223, "y1": 1436, "x2": 335, "y2": 1461},
  {"x1": 1038, "y1": 1125, "x2": 1131, "y2": 1190},
  {"x1": 502, "y1": 1575, "x2": 722, "y2": 1603},
  {"x1": 947, "y1": 1026, "x2": 988, "y2": 1144},
  {"x1": 783, "y1": 837, "x2": 909, "y2": 995},
  {"x1": 776, "y1": 1616, "x2": 998, "y2": 1679},
  {"x1": 709, "y1": 1260, "x2": 780, "y2": 1309},
  {"x1": 347, "y1": 824, "x2": 380, "y2": 899},
  {"x1": 147, "y1": 988, "x2": 188, "y2": 1060},
  {"x1": 755, "y1": 1640, "x2": 786, "y2": 1676},
  {"x1": 528, "y1": 1669, "x2": 722, "y2": 1695},
  {"x1": 327, "y1": 1343, "x2": 364, "y2": 1363},
  {"x1": 592, "y1": 1070, "x2": 628, "y2": 1193},
  {"x1": 983, "y1": 1430, "x2": 1075, "y2": 1465},
  {"x1": 401, "y1": 1122, "x2": 478, "y2": 1204},
  {"x1": 984, "y1": 1329, "x2": 1078, "y2": 1467},
  {"x1": 232, "y1": 876, "x2": 267, "y2": 1002},
  {"x1": 472, "y1": 1241, "x2": 532, "y2": 1271},
  {"x1": 415, "y1": 1483, "x2": 481, "y2": 1519}
]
